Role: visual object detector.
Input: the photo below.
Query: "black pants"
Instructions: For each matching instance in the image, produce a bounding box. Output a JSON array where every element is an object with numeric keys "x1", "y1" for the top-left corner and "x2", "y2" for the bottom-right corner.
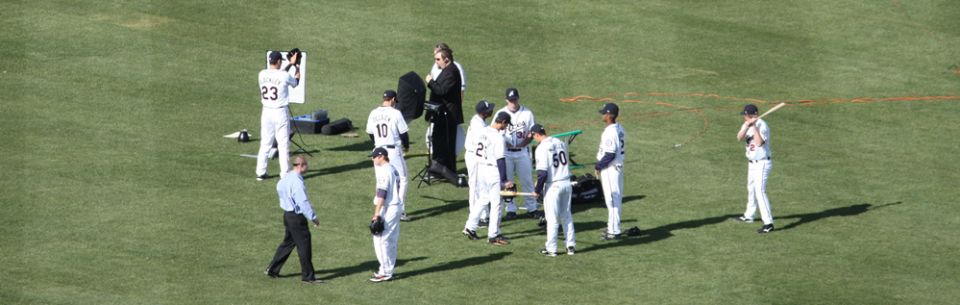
[
  {"x1": 431, "y1": 111, "x2": 457, "y2": 173},
  {"x1": 266, "y1": 212, "x2": 315, "y2": 281}
]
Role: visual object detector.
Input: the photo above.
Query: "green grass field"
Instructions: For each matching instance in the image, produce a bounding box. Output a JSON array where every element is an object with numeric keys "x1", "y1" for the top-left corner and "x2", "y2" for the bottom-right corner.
[{"x1": 3, "y1": 1, "x2": 959, "y2": 304}]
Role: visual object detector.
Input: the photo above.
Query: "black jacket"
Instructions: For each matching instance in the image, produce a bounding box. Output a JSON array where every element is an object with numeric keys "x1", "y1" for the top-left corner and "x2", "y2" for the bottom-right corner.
[{"x1": 427, "y1": 64, "x2": 464, "y2": 125}]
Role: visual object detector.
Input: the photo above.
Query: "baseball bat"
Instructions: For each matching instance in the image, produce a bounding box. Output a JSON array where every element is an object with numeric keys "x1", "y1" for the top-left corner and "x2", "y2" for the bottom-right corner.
[
  {"x1": 500, "y1": 191, "x2": 537, "y2": 197},
  {"x1": 757, "y1": 102, "x2": 787, "y2": 119}
]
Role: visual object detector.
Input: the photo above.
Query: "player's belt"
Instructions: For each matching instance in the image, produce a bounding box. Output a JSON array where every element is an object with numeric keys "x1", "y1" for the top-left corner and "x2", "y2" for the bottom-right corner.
[
  {"x1": 379, "y1": 145, "x2": 397, "y2": 149},
  {"x1": 551, "y1": 176, "x2": 570, "y2": 183},
  {"x1": 748, "y1": 157, "x2": 771, "y2": 163},
  {"x1": 507, "y1": 148, "x2": 523, "y2": 152}
]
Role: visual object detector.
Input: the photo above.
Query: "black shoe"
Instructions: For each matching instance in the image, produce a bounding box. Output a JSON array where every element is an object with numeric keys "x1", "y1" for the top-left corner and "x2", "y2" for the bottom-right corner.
[
  {"x1": 757, "y1": 224, "x2": 774, "y2": 234},
  {"x1": 523, "y1": 211, "x2": 542, "y2": 219},
  {"x1": 504, "y1": 212, "x2": 518, "y2": 221},
  {"x1": 537, "y1": 216, "x2": 547, "y2": 227},
  {"x1": 600, "y1": 232, "x2": 621, "y2": 241},
  {"x1": 256, "y1": 174, "x2": 269, "y2": 181},
  {"x1": 566, "y1": 246, "x2": 576, "y2": 256},
  {"x1": 264, "y1": 269, "x2": 280, "y2": 279},
  {"x1": 539, "y1": 248, "x2": 558, "y2": 257},
  {"x1": 462, "y1": 228, "x2": 480, "y2": 240},
  {"x1": 301, "y1": 279, "x2": 325, "y2": 285},
  {"x1": 478, "y1": 219, "x2": 489, "y2": 228},
  {"x1": 488, "y1": 235, "x2": 510, "y2": 245}
]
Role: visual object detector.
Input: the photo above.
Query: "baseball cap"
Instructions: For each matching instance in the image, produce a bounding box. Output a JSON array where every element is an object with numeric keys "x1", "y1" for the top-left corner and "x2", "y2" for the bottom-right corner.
[
  {"x1": 475, "y1": 99, "x2": 495, "y2": 114},
  {"x1": 383, "y1": 90, "x2": 397, "y2": 99},
  {"x1": 494, "y1": 111, "x2": 512, "y2": 124},
  {"x1": 505, "y1": 88, "x2": 520, "y2": 101},
  {"x1": 268, "y1": 51, "x2": 283, "y2": 63},
  {"x1": 742, "y1": 104, "x2": 759, "y2": 115},
  {"x1": 598, "y1": 103, "x2": 619, "y2": 115},
  {"x1": 368, "y1": 147, "x2": 388, "y2": 158},
  {"x1": 529, "y1": 123, "x2": 546, "y2": 135}
]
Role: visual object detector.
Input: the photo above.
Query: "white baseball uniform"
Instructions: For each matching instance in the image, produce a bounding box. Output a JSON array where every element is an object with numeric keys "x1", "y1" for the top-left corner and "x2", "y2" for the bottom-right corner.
[
  {"x1": 465, "y1": 126, "x2": 506, "y2": 238},
  {"x1": 495, "y1": 106, "x2": 537, "y2": 213},
  {"x1": 256, "y1": 68, "x2": 298, "y2": 178},
  {"x1": 366, "y1": 106, "x2": 410, "y2": 205},
  {"x1": 372, "y1": 163, "x2": 402, "y2": 277},
  {"x1": 597, "y1": 122, "x2": 626, "y2": 235},
  {"x1": 463, "y1": 114, "x2": 490, "y2": 222},
  {"x1": 427, "y1": 61, "x2": 467, "y2": 156},
  {"x1": 743, "y1": 119, "x2": 774, "y2": 225},
  {"x1": 535, "y1": 136, "x2": 575, "y2": 253}
]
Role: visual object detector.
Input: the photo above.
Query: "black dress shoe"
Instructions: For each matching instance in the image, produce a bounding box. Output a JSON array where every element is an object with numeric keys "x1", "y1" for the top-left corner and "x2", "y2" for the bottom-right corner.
[
  {"x1": 264, "y1": 269, "x2": 280, "y2": 279},
  {"x1": 302, "y1": 279, "x2": 325, "y2": 284}
]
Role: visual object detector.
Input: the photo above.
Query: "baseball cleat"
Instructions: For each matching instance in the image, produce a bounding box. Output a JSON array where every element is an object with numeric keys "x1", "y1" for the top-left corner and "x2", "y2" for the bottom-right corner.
[
  {"x1": 488, "y1": 235, "x2": 510, "y2": 245},
  {"x1": 369, "y1": 274, "x2": 392, "y2": 282},
  {"x1": 567, "y1": 246, "x2": 576, "y2": 256},
  {"x1": 256, "y1": 174, "x2": 269, "y2": 181},
  {"x1": 399, "y1": 213, "x2": 410, "y2": 222},
  {"x1": 462, "y1": 228, "x2": 480, "y2": 240},
  {"x1": 600, "y1": 232, "x2": 621, "y2": 241},
  {"x1": 503, "y1": 212, "x2": 518, "y2": 220},
  {"x1": 734, "y1": 216, "x2": 754, "y2": 223},
  {"x1": 757, "y1": 224, "x2": 774, "y2": 234},
  {"x1": 539, "y1": 249, "x2": 558, "y2": 257},
  {"x1": 478, "y1": 219, "x2": 489, "y2": 228}
]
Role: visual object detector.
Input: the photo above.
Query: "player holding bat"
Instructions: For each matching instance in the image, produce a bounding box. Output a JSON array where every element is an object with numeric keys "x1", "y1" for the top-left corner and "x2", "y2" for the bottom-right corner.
[
  {"x1": 734, "y1": 104, "x2": 776, "y2": 233},
  {"x1": 462, "y1": 112, "x2": 514, "y2": 245}
]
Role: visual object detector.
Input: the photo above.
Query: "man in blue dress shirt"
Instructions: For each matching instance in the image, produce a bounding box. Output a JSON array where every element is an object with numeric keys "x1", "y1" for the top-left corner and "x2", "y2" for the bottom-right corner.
[{"x1": 265, "y1": 155, "x2": 323, "y2": 284}]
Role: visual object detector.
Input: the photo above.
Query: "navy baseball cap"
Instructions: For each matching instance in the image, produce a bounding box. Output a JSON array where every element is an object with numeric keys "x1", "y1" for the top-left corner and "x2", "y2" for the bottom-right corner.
[
  {"x1": 268, "y1": 51, "x2": 283, "y2": 63},
  {"x1": 369, "y1": 147, "x2": 388, "y2": 158},
  {"x1": 475, "y1": 99, "x2": 495, "y2": 114},
  {"x1": 494, "y1": 111, "x2": 512, "y2": 124},
  {"x1": 598, "y1": 103, "x2": 619, "y2": 115},
  {"x1": 742, "y1": 104, "x2": 759, "y2": 115},
  {"x1": 529, "y1": 123, "x2": 546, "y2": 135},
  {"x1": 383, "y1": 90, "x2": 397, "y2": 99},
  {"x1": 505, "y1": 88, "x2": 520, "y2": 101}
]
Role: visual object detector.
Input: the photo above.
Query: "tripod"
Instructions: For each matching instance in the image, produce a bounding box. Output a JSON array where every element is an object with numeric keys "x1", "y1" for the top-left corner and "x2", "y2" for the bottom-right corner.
[
  {"x1": 413, "y1": 123, "x2": 442, "y2": 188},
  {"x1": 287, "y1": 106, "x2": 313, "y2": 157}
]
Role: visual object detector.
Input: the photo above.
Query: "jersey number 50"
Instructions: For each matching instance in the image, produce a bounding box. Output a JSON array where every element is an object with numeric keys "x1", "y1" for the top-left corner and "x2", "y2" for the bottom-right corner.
[{"x1": 552, "y1": 151, "x2": 568, "y2": 168}]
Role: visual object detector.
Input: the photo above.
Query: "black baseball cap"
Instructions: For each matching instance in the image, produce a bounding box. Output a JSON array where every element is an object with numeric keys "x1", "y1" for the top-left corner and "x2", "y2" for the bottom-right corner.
[
  {"x1": 599, "y1": 103, "x2": 619, "y2": 115},
  {"x1": 383, "y1": 90, "x2": 397, "y2": 99},
  {"x1": 369, "y1": 147, "x2": 388, "y2": 158},
  {"x1": 529, "y1": 123, "x2": 546, "y2": 135},
  {"x1": 268, "y1": 51, "x2": 283, "y2": 63},
  {"x1": 505, "y1": 88, "x2": 520, "y2": 101},
  {"x1": 494, "y1": 111, "x2": 512, "y2": 124},
  {"x1": 475, "y1": 99, "x2": 495, "y2": 114},
  {"x1": 742, "y1": 104, "x2": 759, "y2": 115}
]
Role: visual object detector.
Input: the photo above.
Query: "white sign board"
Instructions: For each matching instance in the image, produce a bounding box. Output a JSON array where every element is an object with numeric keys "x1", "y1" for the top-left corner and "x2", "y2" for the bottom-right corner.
[{"x1": 265, "y1": 50, "x2": 307, "y2": 104}]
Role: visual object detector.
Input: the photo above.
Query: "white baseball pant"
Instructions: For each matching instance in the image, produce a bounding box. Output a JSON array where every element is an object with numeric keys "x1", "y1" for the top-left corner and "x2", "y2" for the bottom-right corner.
[
  {"x1": 468, "y1": 166, "x2": 502, "y2": 237},
  {"x1": 503, "y1": 152, "x2": 537, "y2": 213},
  {"x1": 544, "y1": 181, "x2": 575, "y2": 253},
  {"x1": 386, "y1": 147, "x2": 408, "y2": 205},
  {"x1": 600, "y1": 164, "x2": 623, "y2": 235},
  {"x1": 373, "y1": 204, "x2": 402, "y2": 277},
  {"x1": 256, "y1": 107, "x2": 290, "y2": 177},
  {"x1": 744, "y1": 160, "x2": 774, "y2": 225}
]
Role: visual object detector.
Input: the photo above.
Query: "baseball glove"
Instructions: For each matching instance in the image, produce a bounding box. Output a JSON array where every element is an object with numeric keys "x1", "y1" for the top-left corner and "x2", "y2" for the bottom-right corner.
[{"x1": 369, "y1": 216, "x2": 385, "y2": 235}]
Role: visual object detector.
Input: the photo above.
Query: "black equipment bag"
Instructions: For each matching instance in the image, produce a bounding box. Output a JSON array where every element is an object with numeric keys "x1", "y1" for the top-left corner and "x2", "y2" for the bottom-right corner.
[
  {"x1": 396, "y1": 71, "x2": 426, "y2": 123},
  {"x1": 321, "y1": 118, "x2": 352, "y2": 135},
  {"x1": 571, "y1": 174, "x2": 603, "y2": 204}
]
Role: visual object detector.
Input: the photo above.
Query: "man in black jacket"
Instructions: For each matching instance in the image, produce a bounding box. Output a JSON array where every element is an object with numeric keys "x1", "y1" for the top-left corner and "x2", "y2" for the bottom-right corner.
[{"x1": 425, "y1": 48, "x2": 463, "y2": 182}]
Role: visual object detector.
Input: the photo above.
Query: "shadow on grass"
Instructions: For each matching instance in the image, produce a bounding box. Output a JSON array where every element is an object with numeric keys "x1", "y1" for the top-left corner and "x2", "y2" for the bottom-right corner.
[
  {"x1": 301, "y1": 159, "x2": 369, "y2": 179},
  {"x1": 777, "y1": 201, "x2": 902, "y2": 231},
  {"x1": 505, "y1": 220, "x2": 636, "y2": 240},
  {"x1": 398, "y1": 252, "x2": 511, "y2": 279},
  {"x1": 325, "y1": 140, "x2": 374, "y2": 152},
  {"x1": 276, "y1": 256, "x2": 430, "y2": 280},
  {"x1": 577, "y1": 213, "x2": 739, "y2": 254},
  {"x1": 571, "y1": 195, "x2": 645, "y2": 214},
  {"x1": 405, "y1": 195, "x2": 468, "y2": 221}
]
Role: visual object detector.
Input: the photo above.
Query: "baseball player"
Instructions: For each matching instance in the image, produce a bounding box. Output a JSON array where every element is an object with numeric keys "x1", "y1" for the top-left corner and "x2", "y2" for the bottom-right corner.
[
  {"x1": 734, "y1": 104, "x2": 775, "y2": 233},
  {"x1": 462, "y1": 112, "x2": 513, "y2": 245},
  {"x1": 495, "y1": 87, "x2": 539, "y2": 220},
  {"x1": 256, "y1": 51, "x2": 300, "y2": 181},
  {"x1": 595, "y1": 103, "x2": 626, "y2": 240},
  {"x1": 366, "y1": 90, "x2": 410, "y2": 220},
  {"x1": 464, "y1": 100, "x2": 495, "y2": 227},
  {"x1": 531, "y1": 124, "x2": 576, "y2": 256},
  {"x1": 369, "y1": 147, "x2": 403, "y2": 282}
]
